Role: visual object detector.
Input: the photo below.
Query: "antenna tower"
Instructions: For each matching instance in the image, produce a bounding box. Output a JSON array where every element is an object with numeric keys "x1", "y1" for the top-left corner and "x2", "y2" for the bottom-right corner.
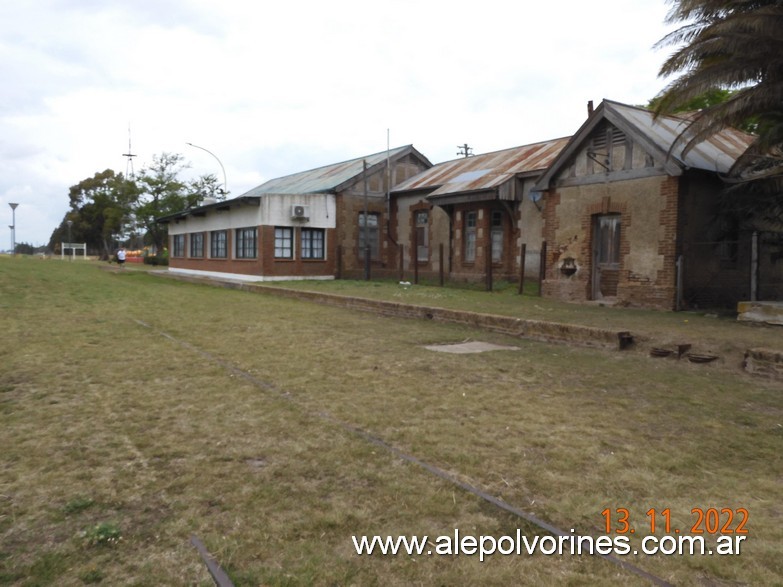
[{"x1": 123, "y1": 126, "x2": 137, "y2": 177}]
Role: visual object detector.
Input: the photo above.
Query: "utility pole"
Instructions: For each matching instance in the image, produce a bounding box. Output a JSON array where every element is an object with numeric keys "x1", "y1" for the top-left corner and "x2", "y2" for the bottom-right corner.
[
  {"x1": 66, "y1": 220, "x2": 73, "y2": 261},
  {"x1": 363, "y1": 160, "x2": 370, "y2": 280},
  {"x1": 457, "y1": 143, "x2": 473, "y2": 158},
  {"x1": 9, "y1": 203, "x2": 18, "y2": 255}
]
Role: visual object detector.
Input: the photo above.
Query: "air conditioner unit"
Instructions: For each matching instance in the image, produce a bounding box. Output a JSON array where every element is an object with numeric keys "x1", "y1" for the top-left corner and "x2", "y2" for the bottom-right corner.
[{"x1": 291, "y1": 205, "x2": 309, "y2": 219}]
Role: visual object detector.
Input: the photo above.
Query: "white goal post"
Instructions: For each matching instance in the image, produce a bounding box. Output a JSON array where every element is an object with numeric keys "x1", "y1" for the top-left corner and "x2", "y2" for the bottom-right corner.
[{"x1": 61, "y1": 242, "x2": 87, "y2": 260}]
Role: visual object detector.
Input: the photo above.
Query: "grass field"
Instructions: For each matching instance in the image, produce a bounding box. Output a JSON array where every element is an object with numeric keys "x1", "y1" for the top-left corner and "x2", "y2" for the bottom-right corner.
[{"x1": 1, "y1": 257, "x2": 781, "y2": 586}]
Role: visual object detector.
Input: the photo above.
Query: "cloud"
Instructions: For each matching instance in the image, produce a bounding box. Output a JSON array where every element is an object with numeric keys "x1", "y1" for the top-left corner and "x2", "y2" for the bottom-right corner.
[{"x1": 1, "y1": 0, "x2": 676, "y2": 246}]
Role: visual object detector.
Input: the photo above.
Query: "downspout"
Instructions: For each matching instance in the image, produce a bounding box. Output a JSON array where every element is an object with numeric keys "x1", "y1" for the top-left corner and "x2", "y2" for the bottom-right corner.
[
  {"x1": 385, "y1": 132, "x2": 399, "y2": 247},
  {"x1": 675, "y1": 175, "x2": 687, "y2": 311},
  {"x1": 386, "y1": 160, "x2": 398, "y2": 247},
  {"x1": 446, "y1": 204, "x2": 454, "y2": 276}
]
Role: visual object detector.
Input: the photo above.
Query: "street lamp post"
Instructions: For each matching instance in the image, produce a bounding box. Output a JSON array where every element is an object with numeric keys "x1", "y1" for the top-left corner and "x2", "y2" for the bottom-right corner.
[
  {"x1": 9, "y1": 203, "x2": 18, "y2": 255},
  {"x1": 186, "y1": 142, "x2": 227, "y2": 196},
  {"x1": 66, "y1": 220, "x2": 73, "y2": 261}
]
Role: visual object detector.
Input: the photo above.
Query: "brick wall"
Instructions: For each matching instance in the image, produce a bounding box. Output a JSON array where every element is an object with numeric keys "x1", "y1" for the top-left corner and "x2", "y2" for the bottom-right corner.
[
  {"x1": 744, "y1": 348, "x2": 783, "y2": 380},
  {"x1": 541, "y1": 176, "x2": 680, "y2": 310},
  {"x1": 168, "y1": 227, "x2": 337, "y2": 278}
]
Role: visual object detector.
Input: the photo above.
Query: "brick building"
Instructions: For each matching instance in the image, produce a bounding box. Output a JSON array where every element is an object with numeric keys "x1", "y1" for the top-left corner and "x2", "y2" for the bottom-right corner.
[
  {"x1": 391, "y1": 139, "x2": 569, "y2": 283},
  {"x1": 159, "y1": 101, "x2": 777, "y2": 310},
  {"x1": 160, "y1": 146, "x2": 430, "y2": 281},
  {"x1": 533, "y1": 100, "x2": 757, "y2": 310}
]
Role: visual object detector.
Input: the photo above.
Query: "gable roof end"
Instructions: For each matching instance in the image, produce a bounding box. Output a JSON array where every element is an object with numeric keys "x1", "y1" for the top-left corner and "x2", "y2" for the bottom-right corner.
[
  {"x1": 533, "y1": 99, "x2": 756, "y2": 191},
  {"x1": 241, "y1": 145, "x2": 432, "y2": 197}
]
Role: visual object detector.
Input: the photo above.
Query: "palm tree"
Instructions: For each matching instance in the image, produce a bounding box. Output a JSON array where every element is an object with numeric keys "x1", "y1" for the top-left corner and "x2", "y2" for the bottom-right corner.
[{"x1": 654, "y1": 0, "x2": 783, "y2": 194}]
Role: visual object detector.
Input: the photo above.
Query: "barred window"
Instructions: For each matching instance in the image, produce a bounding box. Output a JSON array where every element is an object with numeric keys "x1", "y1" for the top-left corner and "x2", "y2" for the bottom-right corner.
[
  {"x1": 358, "y1": 213, "x2": 379, "y2": 260},
  {"x1": 464, "y1": 212, "x2": 477, "y2": 262},
  {"x1": 415, "y1": 211, "x2": 429, "y2": 262},
  {"x1": 491, "y1": 210, "x2": 503, "y2": 263}
]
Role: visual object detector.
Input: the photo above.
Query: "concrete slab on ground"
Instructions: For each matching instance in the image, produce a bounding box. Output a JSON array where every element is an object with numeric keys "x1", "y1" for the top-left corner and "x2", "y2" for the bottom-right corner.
[
  {"x1": 737, "y1": 301, "x2": 783, "y2": 326},
  {"x1": 424, "y1": 341, "x2": 521, "y2": 354}
]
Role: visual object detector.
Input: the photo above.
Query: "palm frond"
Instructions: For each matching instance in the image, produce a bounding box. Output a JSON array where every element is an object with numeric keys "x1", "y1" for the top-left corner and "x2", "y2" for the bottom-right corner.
[{"x1": 655, "y1": 1, "x2": 783, "y2": 179}]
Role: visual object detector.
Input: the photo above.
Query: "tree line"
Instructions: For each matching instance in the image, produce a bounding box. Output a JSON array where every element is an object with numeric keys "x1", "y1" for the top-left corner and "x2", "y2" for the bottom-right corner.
[{"x1": 48, "y1": 153, "x2": 226, "y2": 259}]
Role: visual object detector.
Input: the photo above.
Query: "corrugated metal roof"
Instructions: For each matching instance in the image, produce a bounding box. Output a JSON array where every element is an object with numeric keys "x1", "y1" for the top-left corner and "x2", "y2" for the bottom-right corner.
[
  {"x1": 241, "y1": 145, "x2": 414, "y2": 196},
  {"x1": 392, "y1": 138, "x2": 570, "y2": 197},
  {"x1": 605, "y1": 100, "x2": 755, "y2": 173}
]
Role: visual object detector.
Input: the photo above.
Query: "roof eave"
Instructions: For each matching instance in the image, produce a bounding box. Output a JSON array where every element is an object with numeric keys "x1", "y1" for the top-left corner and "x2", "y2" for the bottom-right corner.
[{"x1": 154, "y1": 196, "x2": 261, "y2": 224}]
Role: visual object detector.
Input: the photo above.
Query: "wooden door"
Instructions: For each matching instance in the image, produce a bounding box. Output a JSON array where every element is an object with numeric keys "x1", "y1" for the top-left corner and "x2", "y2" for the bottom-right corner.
[{"x1": 592, "y1": 214, "x2": 621, "y2": 299}]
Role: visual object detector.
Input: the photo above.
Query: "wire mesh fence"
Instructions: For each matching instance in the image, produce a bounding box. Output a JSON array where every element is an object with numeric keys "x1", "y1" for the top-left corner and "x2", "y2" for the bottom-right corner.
[{"x1": 681, "y1": 230, "x2": 783, "y2": 309}]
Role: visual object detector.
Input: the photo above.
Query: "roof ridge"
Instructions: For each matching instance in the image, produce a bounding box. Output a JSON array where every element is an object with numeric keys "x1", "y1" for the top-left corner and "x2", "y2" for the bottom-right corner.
[
  {"x1": 265, "y1": 144, "x2": 413, "y2": 181},
  {"x1": 434, "y1": 136, "x2": 572, "y2": 166}
]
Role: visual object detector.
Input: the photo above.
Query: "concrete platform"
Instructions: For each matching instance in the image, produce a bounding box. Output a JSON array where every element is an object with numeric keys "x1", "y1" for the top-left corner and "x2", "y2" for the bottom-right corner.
[{"x1": 737, "y1": 301, "x2": 783, "y2": 326}]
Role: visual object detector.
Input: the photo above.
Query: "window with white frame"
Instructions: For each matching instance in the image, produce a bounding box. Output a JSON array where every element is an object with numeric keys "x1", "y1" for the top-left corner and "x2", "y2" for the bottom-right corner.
[
  {"x1": 301, "y1": 228, "x2": 325, "y2": 260},
  {"x1": 172, "y1": 234, "x2": 185, "y2": 258},
  {"x1": 210, "y1": 230, "x2": 227, "y2": 258},
  {"x1": 275, "y1": 227, "x2": 293, "y2": 259},
  {"x1": 235, "y1": 227, "x2": 258, "y2": 259},
  {"x1": 190, "y1": 232, "x2": 204, "y2": 258},
  {"x1": 464, "y1": 211, "x2": 477, "y2": 262}
]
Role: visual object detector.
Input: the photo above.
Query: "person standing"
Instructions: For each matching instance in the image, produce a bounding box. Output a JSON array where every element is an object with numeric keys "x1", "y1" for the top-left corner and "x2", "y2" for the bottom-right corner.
[{"x1": 117, "y1": 246, "x2": 126, "y2": 268}]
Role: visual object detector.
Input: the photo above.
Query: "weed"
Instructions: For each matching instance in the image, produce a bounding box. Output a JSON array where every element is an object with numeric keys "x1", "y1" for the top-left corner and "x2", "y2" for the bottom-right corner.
[
  {"x1": 63, "y1": 496, "x2": 94, "y2": 515},
  {"x1": 80, "y1": 522, "x2": 122, "y2": 547},
  {"x1": 80, "y1": 565, "x2": 105, "y2": 583}
]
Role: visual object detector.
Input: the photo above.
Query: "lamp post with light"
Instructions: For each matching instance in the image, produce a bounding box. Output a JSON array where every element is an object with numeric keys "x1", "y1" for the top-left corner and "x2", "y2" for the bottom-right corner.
[
  {"x1": 9, "y1": 203, "x2": 18, "y2": 255},
  {"x1": 186, "y1": 142, "x2": 227, "y2": 197}
]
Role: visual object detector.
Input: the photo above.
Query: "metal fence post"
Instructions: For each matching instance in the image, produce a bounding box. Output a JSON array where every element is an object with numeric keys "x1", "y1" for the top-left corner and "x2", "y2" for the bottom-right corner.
[
  {"x1": 518, "y1": 243, "x2": 527, "y2": 295},
  {"x1": 538, "y1": 240, "x2": 547, "y2": 296},
  {"x1": 439, "y1": 243, "x2": 445, "y2": 287}
]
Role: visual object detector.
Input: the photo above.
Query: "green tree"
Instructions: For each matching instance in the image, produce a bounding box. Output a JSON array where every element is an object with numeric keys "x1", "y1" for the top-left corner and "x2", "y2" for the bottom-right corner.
[
  {"x1": 14, "y1": 242, "x2": 35, "y2": 255},
  {"x1": 189, "y1": 173, "x2": 228, "y2": 202},
  {"x1": 654, "y1": 0, "x2": 783, "y2": 221},
  {"x1": 134, "y1": 153, "x2": 230, "y2": 252},
  {"x1": 48, "y1": 170, "x2": 136, "y2": 258},
  {"x1": 52, "y1": 155, "x2": 227, "y2": 255},
  {"x1": 134, "y1": 153, "x2": 193, "y2": 253}
]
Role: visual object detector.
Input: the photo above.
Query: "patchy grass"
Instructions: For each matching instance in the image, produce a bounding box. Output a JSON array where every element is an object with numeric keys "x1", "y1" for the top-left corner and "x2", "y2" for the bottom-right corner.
[{"x1": 0, "y1": 256, "x2": 781, "y2": 586}]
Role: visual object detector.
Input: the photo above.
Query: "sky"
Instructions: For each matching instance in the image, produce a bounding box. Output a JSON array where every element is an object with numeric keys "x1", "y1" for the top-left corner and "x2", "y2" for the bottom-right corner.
[{"x1": 0, "y1": 0, "x2": 680, "y2": 248}]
